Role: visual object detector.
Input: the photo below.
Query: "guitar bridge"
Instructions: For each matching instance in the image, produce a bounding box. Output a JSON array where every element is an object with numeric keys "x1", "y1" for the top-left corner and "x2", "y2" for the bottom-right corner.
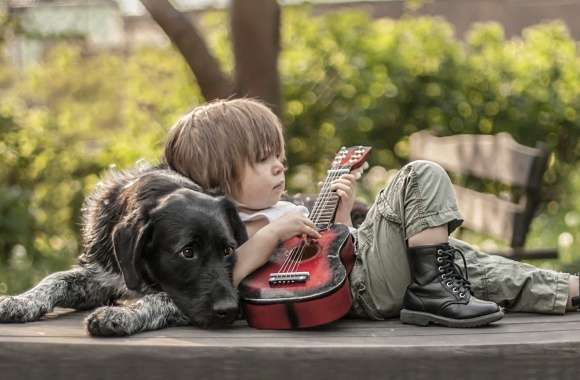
[{"x1": 268, "y1": 272, "x2": 310, "y2": 286}]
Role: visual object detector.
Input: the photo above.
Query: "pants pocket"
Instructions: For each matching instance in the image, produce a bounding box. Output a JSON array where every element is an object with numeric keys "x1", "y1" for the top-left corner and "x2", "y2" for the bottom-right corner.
[
  {"x1": 349, "y1": 258, "x2": 385, "y2": 321},
  {"x1": 376, "y1": 189, "x2": 403, "y2": 225}
]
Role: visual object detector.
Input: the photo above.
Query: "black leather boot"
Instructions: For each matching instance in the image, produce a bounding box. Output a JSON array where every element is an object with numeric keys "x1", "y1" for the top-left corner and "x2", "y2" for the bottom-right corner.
[{"x1": 400, "y1": 243, "x2": 504, "y2": 327}]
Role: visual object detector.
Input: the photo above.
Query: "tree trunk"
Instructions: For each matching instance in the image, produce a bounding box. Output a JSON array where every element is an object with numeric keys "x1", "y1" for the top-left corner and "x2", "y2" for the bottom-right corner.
[
  {"x1": 231, "y1": 0, "x2": 281, "y2": 114},
  {"x1": 140, "y1": 0, "x2": 234, "y2": 101}
]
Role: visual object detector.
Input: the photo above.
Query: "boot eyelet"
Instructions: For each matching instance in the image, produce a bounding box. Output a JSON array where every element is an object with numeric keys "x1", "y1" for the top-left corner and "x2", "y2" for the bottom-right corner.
[
  {"x1": 436, "y1": 257, "x2": 443, "y2": 263},
  {"x1": 446, "y1": 281, "x2": 452, "y2": 287},
  {"x1": 441, "y1": 274, "x2": 447, "y2": 280},
  {"x1": 459, "y1": 293, "x2": 465, "y2": 298},
  {"x1": 436, "y1": 249, "x2": 443, "y2": 255},
  {"x1": 438, "y1": 266, "x2": 443, "y2": 272},
  {"x1": 452, "y1": 287, "x2": 458, "y2": 293}
]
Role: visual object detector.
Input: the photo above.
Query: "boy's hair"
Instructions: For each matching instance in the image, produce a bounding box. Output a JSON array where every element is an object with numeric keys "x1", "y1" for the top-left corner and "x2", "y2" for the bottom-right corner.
[{"x1": 164, "y1": 98, "x2": 285, "y2": 196}]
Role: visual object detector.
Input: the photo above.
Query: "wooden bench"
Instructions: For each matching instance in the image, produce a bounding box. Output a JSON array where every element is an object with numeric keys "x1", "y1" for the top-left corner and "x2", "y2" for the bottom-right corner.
[
  {"x1": 1, "y1": 309, "x2": 580, "y2": 379},
  {"x1": 409, "y1": 130, "x2": 558, "y2": 260}
]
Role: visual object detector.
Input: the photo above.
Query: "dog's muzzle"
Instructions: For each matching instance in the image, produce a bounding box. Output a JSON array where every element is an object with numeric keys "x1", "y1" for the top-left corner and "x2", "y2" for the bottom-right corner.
[{"x1": 209, "y1": 298, "x2": 239, "y2": 327}]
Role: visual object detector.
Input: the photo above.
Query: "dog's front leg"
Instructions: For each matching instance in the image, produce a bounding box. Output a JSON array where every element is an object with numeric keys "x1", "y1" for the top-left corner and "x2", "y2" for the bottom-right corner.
[
  {"x1": 0, "y1": 267, "x2": 114, "y2": 323},
  {"x1": 85, "y1": 292, "x2": 189, "y2": 337}
]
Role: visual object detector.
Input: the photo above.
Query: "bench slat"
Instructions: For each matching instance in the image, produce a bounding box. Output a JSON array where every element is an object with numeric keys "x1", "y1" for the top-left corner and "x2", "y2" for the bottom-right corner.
[
  {"x1": 409, "y1": 131, "x2": 547, "y2": 189},
  {"x1": 1, "y1": 310, "x2": 580, "y2": 380},
  {"x1": 453, "y1": 184, "x2": 522, "y2": 243}
]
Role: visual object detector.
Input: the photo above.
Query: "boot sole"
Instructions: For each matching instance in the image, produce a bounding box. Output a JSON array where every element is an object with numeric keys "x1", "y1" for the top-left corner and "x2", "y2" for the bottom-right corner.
[{"x1": 400, "y1": 308, "x2": 504, "y2": 328}]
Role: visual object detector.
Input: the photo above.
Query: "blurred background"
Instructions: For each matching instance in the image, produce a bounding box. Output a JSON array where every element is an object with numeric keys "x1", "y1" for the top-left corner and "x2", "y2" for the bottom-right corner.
[{"x1": 1, "y1": 0, "x2": 580, "y2": 294}]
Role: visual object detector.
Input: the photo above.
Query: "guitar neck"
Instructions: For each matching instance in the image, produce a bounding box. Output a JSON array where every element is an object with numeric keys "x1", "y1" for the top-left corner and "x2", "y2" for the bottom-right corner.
[
  {"x1": 309, "y1": 168, "x2": 350, "y2": 229},
  {"x1": 308, "y1": 146, "x2": 372, "y2": 230}
]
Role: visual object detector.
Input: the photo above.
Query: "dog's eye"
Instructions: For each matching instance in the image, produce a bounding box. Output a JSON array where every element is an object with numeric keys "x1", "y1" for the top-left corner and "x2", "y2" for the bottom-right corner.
[
  {"x1": 179, "y1": 247, "x2": 198, "y2": 260},
  {"x1": 224, "y1": 247, "x2": 235, "y2": 256}
]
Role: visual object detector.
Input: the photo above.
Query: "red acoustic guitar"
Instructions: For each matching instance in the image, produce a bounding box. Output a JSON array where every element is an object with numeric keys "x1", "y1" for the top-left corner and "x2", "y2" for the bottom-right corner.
[{"x1": 239, "y1": 146, "x2": 372, "y2": 329}]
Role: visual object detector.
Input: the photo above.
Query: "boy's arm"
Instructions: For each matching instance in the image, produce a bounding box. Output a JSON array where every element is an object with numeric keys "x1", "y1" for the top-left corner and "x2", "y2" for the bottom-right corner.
[{"x1": 232, "y1": 227, "x2": 279, "y2": 288}]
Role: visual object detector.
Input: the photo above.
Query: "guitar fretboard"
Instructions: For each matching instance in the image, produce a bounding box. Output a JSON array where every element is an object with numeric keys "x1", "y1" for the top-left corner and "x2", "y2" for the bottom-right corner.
[{"x1": 309, "y1": 168, "x2": 351, "y2": 230}]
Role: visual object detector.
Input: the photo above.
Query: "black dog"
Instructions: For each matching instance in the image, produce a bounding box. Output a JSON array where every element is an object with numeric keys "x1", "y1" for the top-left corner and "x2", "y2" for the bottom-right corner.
[{"x1": 0, "y1": 164, "x2": 247, "y2": 336}]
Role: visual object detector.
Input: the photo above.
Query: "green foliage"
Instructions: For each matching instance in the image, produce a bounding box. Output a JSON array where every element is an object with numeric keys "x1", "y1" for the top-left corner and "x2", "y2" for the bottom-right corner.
[
  {"x1": 0, "y1": 42, "x2": 201, "y2": 293},
  {"x1": 281, "y1": 12, "x2": 580, "y2": 190},
  {"x1": 1, "y1": 9, "x2": 580, "y2": 293}
]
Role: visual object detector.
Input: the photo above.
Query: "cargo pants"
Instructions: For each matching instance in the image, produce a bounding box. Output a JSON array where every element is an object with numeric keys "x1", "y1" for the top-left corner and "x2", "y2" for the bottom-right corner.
[{"x1": 348, "y1": 160, "x2": 570, "y2": 320}]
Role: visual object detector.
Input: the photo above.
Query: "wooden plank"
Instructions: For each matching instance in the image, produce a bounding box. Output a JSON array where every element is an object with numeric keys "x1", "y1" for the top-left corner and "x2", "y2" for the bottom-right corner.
[
  {"x1": 1, "y1": 310, "x2": 580, "y2": 380},
  {"x1": 3, "y1": 309, "x2": 580, "y2": 340},
  {"x1": 409, "y1": 131, "x2": 547, "y2": 189},
  {"x1": 3, "y1": 309, "x2": 580, "y2": 341},
  {"x1": 2, "y1": 339, "x2": 579, "y2": 380}
]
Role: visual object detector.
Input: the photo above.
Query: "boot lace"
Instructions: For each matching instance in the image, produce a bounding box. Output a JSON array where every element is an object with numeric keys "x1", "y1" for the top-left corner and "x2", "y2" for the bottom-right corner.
[{"x1": 436, "y1": 246, "x2": 472, "y2": 298}]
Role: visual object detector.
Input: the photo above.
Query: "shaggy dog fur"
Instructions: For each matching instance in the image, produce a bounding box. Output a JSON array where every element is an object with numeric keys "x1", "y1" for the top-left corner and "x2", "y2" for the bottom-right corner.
[{"x1": 0, "y1": 164, "x2": 247, "y2": 336}]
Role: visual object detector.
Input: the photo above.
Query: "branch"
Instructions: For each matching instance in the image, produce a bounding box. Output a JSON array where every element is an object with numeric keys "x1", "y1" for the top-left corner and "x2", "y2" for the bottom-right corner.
[
  {"x1": 140, "y1": 0, "x2": 234, "y2": 100},
  {"x1": 231, "y1": 0, "x2": 281, "y2": 114}
]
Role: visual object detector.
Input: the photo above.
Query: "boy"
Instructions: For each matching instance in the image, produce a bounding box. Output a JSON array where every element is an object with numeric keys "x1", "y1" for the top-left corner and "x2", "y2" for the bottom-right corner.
[{"x1": 164, "y1": 98, "x2": 580, "y2": 327}]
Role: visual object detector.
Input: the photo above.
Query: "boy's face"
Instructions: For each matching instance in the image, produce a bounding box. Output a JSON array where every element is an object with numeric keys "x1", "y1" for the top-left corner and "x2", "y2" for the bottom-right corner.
[{"x1": 231, "y1": 154, "x2": 286, "y2": 210}]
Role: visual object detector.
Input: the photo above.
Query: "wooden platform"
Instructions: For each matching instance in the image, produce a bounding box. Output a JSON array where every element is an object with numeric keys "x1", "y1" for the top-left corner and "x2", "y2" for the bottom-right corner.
[{"x1": 1, "y1": 309, "x2": 580, "y2": 380}]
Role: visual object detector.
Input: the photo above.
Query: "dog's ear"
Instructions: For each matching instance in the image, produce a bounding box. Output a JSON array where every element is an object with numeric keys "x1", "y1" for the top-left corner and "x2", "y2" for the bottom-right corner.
[
  {"x1": 218, "y1": 197, "x2": 248, "y2": 246},
  {"x1": 112, "y1": 220, "x2": 152, "y2": 290}
]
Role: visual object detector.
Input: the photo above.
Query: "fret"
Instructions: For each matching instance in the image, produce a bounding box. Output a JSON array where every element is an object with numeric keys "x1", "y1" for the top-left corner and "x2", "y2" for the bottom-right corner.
[
  {"x1": 316, "y1": 191, "x2": 339, "y2": 196},
  {"x1": 327, "y1": 169, "x2": 350, "y2": 175},
  {"x1": 310, "y1": 209, "x2": 337, "y2": 219},
  {"x1": 315, "y1": 216, "x2": 333, "y2": 220},
  {"x1": 313, "y1": 211, "x2": 336, "y2": 216},
  {"x1": 314, "y1": 199, "x2": 339, "y2": 203},
  {"x1": 312, "y1": 203, "x2": 339, "y2": 209},
  {"x1": 317, "y1": 193, "x2": 337, "y2": 198}
]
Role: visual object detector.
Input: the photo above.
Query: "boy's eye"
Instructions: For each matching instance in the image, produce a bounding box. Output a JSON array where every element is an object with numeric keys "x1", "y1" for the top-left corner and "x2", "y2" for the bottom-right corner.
[
  {"x1": 257, "y1": 154, "x2": 285, "y2": 165},
  {"x1": 256, "y1": 154, "x2": 270, "y2": 162}
]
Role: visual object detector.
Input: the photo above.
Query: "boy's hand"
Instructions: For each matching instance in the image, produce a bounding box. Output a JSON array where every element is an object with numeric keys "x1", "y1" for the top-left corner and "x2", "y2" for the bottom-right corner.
[
  {"x1": 263, "y1": 211, "x2": 321, "y2": 242},
  {"x1": 329, "y1": 162, "x2": 369, "y2": 226}
]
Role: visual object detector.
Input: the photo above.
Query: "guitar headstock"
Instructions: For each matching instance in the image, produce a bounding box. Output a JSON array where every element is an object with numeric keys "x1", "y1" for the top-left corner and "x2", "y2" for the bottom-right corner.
[{"x1": 331, "y1": 146, "x2": 372, "y2": 170}]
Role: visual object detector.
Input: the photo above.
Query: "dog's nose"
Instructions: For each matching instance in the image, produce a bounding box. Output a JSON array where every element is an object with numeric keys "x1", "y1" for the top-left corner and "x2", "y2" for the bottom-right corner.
[{"x1": 212, "y1": 299, "x2": 238, "y2": 322}]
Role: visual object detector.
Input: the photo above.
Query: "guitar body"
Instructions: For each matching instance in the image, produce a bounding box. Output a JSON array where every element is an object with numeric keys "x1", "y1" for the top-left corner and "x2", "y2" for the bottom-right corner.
[{"x1": 239, "y1": 224, "x2": 355, "y2": 329}]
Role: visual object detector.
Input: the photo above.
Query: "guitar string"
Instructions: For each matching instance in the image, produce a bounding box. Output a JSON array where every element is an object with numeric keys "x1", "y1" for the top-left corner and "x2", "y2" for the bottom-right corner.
[
  {"x1": 277, "y1": 169, "x2": 341, "y2": 275},
  {"x1": 278, "y1": 169, "x2": 341, "y2": 275},
  {"x1": 277, "y1": 150, "x2": 365, "y2": 277},
  {"x1": 308, "y1": 167, "x2": 344, "y2": 224},
  {"x1": 289, "y1": 155, "x2": 365, "y2": 273},
  {"x1": 285, "y1": 172, "x2": 339, "y2": 274},
  {"x1": 287, "y1": 154, "x2": 363, "y2": 273},
  {"x1": 290, "y1": 171, "x2": 343, "y2": 273},
  {"x1": 284, "y1": 169, "x2": 344, "y2": 275},
  {"x1": 284, "y1": 177, "x2": 340, "y2": 277}
]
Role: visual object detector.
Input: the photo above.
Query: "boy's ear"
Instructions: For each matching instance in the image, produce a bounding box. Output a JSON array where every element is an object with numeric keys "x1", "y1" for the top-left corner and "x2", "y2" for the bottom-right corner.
[{"x1": 218, "y1": 197, "x2": 248, "y2": 247}]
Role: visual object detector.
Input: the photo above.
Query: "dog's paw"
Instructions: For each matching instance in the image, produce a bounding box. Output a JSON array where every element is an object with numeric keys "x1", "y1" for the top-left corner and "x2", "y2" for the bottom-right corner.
[
  {"x1": 0, "y1": 296, "x2": 46, "y2": 323},
  {"x1": 85, "y1": 306, "x2": 137, "y2": 337}
]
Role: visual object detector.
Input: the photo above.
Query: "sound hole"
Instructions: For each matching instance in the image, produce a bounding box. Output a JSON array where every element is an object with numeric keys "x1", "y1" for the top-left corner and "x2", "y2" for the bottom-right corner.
[{"x1": 298, "y1": 240, "x2": 319, "y2": 260}]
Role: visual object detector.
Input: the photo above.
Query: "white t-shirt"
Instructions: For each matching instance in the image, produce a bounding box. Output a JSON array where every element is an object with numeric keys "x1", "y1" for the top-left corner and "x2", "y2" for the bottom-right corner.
[
  {"x1": 237, "y1": 201, "x2": 309, "y2": 223},
  {"x1": 237, "y1": 200, "x2": 357, "y2": 236}
]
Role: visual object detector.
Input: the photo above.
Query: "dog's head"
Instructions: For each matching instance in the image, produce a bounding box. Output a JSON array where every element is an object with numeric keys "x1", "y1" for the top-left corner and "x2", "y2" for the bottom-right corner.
[{"x1": 112, "y1": 188, "x2": 247, "y2": 328}]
